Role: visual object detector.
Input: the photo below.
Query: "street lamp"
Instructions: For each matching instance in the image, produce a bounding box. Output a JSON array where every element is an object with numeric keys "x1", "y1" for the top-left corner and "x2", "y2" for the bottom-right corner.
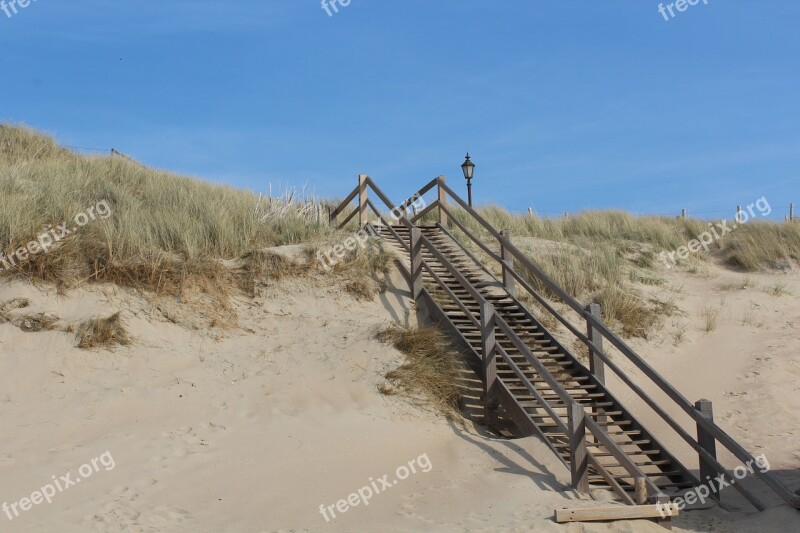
[{"x1": 461, "y1": 153, "x2": 475, "y2": 207}]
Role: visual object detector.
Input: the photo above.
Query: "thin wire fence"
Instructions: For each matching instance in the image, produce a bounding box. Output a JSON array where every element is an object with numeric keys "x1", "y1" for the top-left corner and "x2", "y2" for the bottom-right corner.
[{"x1": 515, "y1": 204, "x2": 797, "y2": 222}]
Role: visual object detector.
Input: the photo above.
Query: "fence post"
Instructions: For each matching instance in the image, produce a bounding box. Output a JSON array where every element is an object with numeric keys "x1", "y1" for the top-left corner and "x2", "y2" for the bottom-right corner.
[
  {"x1": 736, "y1": 205, "x2": 742, "y2": 223},
  {"x1": 358, "y1": 174, "x2": 368, "y2": 227},
  {"x1": 499, "y1": 229, "x2": 516, "y2": 297},
  {"x1": 681, "y1": 208, "x2": 686, "y2": 219},
  {"x1": 568, "y1": 403, "x2": 589, "y2": 493},
  {"x1": 791, "y1": 203, "x2": 795, "y2": 222},
  {"x1": 695, "y1": 399, "x2": 719, "y2": 501},
  {"x1": 481, "y1": 302, "x2": 500, "y2": 427},
  {"x1": 328, "y1": 206, "x2": 335, "y2": 227},
  {"x1": 585, "y1": 303, "x2": 605, "y2": 385},
  {"x1": 409, "y1": 227, "x2": 423, "y2": 303},
  {"x1": 437, "y1": 175, "x2": 448, "y2": 228}
]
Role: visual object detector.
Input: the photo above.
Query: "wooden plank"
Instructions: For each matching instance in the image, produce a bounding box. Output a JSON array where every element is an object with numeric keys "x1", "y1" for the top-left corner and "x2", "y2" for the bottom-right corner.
[
  {"x1": 364, "y1": 198, "x2": 393, "y2": 227},
  {"x1": 568, "y1": 403, "x2": 589, "y2": 493},
  {"x1": 396, "y1": 177, "x2": 438, "y2": 212},
  {"x1": 358, "y1": 174, "x2": 368, "y2": 226},
  {"x1": 409, "y1": 200, "x2": 438, "y2": 224},
  {"x1": 329, "y1": 184, "x2": 359, "y2": 222},
  {"x1": 694, "y1": 399, "x2": 719, "y2": 501},
  {"x1": 363, "y1": 177, "x2": 413, "y2": 228},
  {"x1": 495, "y1": 348, "x2": 567, "y2": 432},
  {"x1": 409, "y1": 227, "x2": 423, "y2": 302},
  {"x1": 439, "y1": 179, "x2": 586, "y2": 311},
  {"x1": 587, "y1": 454, "x2": 636, "y2": 505},
  {"x1": 336, "y1": 206, "x2": 359, "y2": 230},
  {"x1": 481, "y1": 303, "x2": 499, "y2": 427},
  {"x1": 584, "y1": 417, "x2": 660, "y2": 498},
  {"x1": 585, "y1": 303, "x2": 605, "y2": 385},
  {"x1": 437, "y1": 176, "x2": 448, "y2": 227},
  {"x1": 554, "y1": 504, "x2": 680, "y2": 523},
  {"x1": 417, "y1": 233, "x2": 487, "y2": 306},
  {"x1": 419, "y1": 262, "x2": 480, "y2": 329},
  {"x1": 499, "y1": 229, "x2": 515, "y2": 297}
]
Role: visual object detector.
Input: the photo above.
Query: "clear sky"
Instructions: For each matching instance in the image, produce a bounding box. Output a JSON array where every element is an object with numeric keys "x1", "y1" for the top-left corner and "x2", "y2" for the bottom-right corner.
[{"x1": 2, "y1": 0, "x2": 798, "y2": 219}]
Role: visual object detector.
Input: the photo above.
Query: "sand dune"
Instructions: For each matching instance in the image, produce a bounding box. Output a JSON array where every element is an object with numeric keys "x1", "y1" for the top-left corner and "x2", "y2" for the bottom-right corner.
[{"x1": 1, "y1": 257, "x2": 798, "y2": 531}]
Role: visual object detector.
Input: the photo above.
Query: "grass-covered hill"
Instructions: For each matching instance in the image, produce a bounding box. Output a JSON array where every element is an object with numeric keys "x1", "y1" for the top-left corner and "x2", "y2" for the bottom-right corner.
[
  {"x1": 2, "y1": 124, "x2": 798, "y2": 338},
  {"x1": 0, "y1": 124, "x2": 343, "y2": 295}
]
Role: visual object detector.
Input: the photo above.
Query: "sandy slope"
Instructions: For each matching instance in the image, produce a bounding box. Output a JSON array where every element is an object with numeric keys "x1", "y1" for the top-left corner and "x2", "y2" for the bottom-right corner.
[{"x1": 0, "y1": 258, "x2": 798, "y2": 532}]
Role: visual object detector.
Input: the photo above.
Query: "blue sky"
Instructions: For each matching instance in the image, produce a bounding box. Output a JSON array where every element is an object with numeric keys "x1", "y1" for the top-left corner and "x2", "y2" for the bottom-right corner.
[{"x1": 2, "y1": 0, "x2": 798, "y2": 219}]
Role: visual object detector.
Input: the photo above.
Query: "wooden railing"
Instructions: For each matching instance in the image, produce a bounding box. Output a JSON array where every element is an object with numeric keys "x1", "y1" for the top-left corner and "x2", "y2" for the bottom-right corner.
[
  {"x1": 397, "y1": 219, "x2": 661, "y2": 504},
  {"x1": 330, "y1": 175, "x2": 800, "y2": 511}
]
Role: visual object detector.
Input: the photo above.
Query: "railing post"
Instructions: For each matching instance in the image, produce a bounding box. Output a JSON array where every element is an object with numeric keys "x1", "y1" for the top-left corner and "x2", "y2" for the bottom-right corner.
[
  {"x1": 481, "y1": 302, "x2": 499, "y2": 427},
  {"x1": 437, "y1": 175, "x2": 448, "y2": 228},
  {"x1": 499, "y1": 229, "x2": 515, "y2": 297},
  {"x1": 328, "y1": 205, "x2": 335, "y2": 227},
  {"x1": 358, "y1": 174, "x2": 368, "y2": 227},
  {"x1": 634, "y1": 477, "x2": 648, "y2": 505},
  {"x1": 568, "y1": 402, "x2": 589, "y2": 494},
  {"x1": 585, "y1": 303, "x2": 605, "y2": 385},
  {"x1": 409, "y1": 227, "x2": 423, "y2": 303},
  {"x1": 695, "y1": 399, "x2": 719, "y2": 500}
]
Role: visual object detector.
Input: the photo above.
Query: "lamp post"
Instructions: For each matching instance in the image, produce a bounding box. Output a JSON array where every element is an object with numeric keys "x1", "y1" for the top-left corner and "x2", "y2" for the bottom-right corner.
[{"x1": 461, "y1": 153, "x2": 475, "y2": 208}]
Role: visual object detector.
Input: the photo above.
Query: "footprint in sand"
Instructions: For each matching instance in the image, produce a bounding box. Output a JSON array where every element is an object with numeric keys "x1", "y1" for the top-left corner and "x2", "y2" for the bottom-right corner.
[{"x1": 163, "y1": 423, "x2": 228, "y2": 457}]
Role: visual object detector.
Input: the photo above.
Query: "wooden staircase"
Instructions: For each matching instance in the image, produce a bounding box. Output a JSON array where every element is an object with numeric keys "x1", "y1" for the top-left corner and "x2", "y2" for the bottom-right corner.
[
  {"x1": 374, "y1": 223, "x2": 696, "y2": 502},
  {"x1": 329, "y1": 174, "x2": 800, "y2": 514}
]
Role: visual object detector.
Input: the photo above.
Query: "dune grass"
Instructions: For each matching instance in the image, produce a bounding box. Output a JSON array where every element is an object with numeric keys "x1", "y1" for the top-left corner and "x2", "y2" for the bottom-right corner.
[
  {"x1": 0, "y1": 124, "x2": 333, "y2": 295},
  {"x1": 4, "y1": 124, "x2": 797, "y2": 339},
  {"x1": 415, "y1": 202, "x2": 798, "y2": 338},
  {"x1": 377, "y1": 323, "x2": 463, "y2": 420}
]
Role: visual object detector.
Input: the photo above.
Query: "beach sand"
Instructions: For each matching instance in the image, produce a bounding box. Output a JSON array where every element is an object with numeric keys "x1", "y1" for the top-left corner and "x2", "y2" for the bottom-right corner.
[{"x1": 1, "y1": 259, "x2": 798, "y2": 532}]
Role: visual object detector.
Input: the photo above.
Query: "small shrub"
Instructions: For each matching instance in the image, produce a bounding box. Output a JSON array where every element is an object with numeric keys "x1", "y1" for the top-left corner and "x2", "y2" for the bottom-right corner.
[{"x1": 75, "y1": 312, "x2": 131, "y2": 349}]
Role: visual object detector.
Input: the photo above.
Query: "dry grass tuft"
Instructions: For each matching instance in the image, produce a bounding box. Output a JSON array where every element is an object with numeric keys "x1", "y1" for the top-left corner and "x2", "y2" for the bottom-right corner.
[
  {"x1": 671, "y1": 324, "x2": 687, "y2": 347},
  {"x1": 701, "y1": 306, "x2": 721, "y2": 333},
  {"x1": 591, "y1": 286, "x2": 677, "y2": 339},
  {"x1": 312, "y1": 236, "x2": 393, "y2": 300},
  {"x1": 345, "y1": 279, "x2": 377, "y2": 301},
  {"x1": 75, "y1": 312, "x2": 131, "y2": 349},
  {"x1": 766, "y1": 282, "x2": 791, "y2": 297},
  {"x1": 376, "y1": 323, "x2": 463, "y2": 420},
  {"x1": 236, "y1": 250, "x2": 304, "y2": 296},
  {"x1": 741, "y1": 310, "x2": 765, "y2": 328}
]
